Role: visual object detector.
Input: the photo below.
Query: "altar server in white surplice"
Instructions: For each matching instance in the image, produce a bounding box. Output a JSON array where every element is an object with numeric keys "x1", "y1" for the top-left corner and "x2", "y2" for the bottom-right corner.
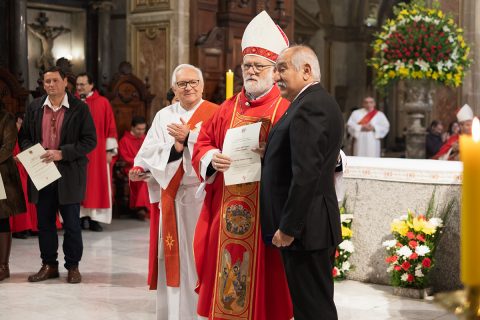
[
  {"x1": 129, "y1": 64, "x2": 218, "y2": 320},
  {"x1": 347, "y1": 96, "x2": 390, "y2": 157}
]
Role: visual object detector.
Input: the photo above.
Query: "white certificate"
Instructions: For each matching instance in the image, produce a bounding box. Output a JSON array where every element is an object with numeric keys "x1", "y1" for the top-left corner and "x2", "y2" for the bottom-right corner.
[
  {"x1": 16, "y1": 143, "x2": 62, "y2": 190},
  {"x1": 222, "y1": 122, "x2": 262, "y2": 186},
  {"x1": 0, "y1": 173, "x2": 6, "y2": 200}
]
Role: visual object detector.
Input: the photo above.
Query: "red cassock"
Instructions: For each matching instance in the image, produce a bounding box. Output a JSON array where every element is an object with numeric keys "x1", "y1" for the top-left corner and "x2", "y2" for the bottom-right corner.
[
  {"x1": 192, "y1": 85, "x2": 293, "y2": 320},
  {"x1": 118, "y1": 131, "x2": 150, "y2": 209},
  {"x1": 10, "y1": 141, "x2": 37, "y2": 232},
  {"x1": 80, "y1": 91, "x2": 118, "y2": 208}
]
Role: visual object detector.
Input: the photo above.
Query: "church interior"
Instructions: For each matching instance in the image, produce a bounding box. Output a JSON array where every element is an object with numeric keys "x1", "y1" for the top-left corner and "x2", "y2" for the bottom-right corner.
[{"x1": 1, "y1": 0, "x2": 479, "y2": 319}]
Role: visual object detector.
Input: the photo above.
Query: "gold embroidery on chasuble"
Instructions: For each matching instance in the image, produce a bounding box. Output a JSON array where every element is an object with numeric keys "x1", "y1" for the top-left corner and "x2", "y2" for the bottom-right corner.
[{"x1": 212, "y1": 96, "x2": 281, "y2": 319}]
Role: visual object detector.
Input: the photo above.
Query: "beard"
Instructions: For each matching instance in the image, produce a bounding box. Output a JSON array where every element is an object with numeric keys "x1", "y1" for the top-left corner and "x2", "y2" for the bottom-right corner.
[{"x1": 243, "y1": 70, "x2": 274, "y2": 98}]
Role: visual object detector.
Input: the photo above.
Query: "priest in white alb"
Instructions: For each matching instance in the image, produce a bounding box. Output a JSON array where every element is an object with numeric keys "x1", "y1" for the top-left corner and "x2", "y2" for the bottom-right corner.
[
  {"x1": 129, "y1": 64, "x2": 218, "y2": 320},
  {"x1": 347, "y1": 96, "x2": 390, "y2": 157}
]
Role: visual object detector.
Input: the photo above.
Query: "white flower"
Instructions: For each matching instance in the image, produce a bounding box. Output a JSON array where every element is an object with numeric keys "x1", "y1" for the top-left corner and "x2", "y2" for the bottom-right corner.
[
  {"x1": 400, "y1": 215, "x2": 408, "y2": 221},
  {"x1": 341, "y1": 214, "x2": 354, "y2": 223},
  {"x1": 443, "y1": 25, "x2": 451, "y2": 32},
  {"x1": 397, "y1": 246, "x2": 413, "y2": 258},
  {"x1": 448, "y1": 36, "x2": 454, "y2": 43},
  {"x1": 382, "y1": 239, "x2": 397, "y2": 249},
  {"x1": 387, "y1": 265, "x2": 394, "y2": 273},
  {"x1": 437, "y1": 61, "x2": 445, "y2": 71},
  {"x1": 415, "y1": 59, "x2": 429, "y2": 71},
  {"x1": 415, "y1": 269, "x2": 424, "y2": 278},
  {"x1": 415, "y1": 264, "x2": 422, "y2": 270},
  {"x1": 424, "y1": 17, "x2": 432, "y2": 23},
  {"x1": 339, "y1": 240, "x2": 355, "y2": 253},
  {"x1": 445, "y1": 60, "x2": 453, "y2": 69},
  {"x1": 401, "y1": 273, "x2": 409, "y2": 282},
  {"x1": 415, "y1": 245, "x2": 431, "y2": 256},
  {"x1": 429, "y1": 217, "x2": 443, "y2": 228},
  {"x1": 341, "y1": 261, "x2": 351, "y2": 272},
  {"x1": 413, "y1": 15, "x2": 421, "y2": 22}
]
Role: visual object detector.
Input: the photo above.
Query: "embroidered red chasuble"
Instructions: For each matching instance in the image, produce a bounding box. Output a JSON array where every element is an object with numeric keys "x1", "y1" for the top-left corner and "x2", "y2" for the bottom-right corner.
[{"x1": 192, "y1": 85, "x2": 293, "y2": 320}]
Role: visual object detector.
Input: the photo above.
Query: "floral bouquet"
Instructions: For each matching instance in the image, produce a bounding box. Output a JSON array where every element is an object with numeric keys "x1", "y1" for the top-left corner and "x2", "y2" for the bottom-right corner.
[
  {"x1": 333, "y1": 204, "x2": 355, "y2": 280},
  {"x1": 368, "y1": 0, "x2": 472, "y2": 89},
  {"x1": 382, "y1": 210, "x2": 444, "y2": 288}
]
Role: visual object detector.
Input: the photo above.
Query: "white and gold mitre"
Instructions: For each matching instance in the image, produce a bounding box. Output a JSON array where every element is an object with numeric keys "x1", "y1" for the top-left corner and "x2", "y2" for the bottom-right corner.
[
  {"x1": 457, "y1": 104, "x2": 474, "y2": 122},
  {"x1": 241, "y1": 10, "x2": 289, "y2": 63}
]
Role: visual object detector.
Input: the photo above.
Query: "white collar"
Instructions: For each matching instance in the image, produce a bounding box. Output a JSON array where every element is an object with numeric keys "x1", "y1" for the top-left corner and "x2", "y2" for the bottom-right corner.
[
  {"x1": 292, "y1": 81, "x2": 319, "y2": 103},
  {"x1": 43, "y1": 93, "x2": 70, "y2": 111}
]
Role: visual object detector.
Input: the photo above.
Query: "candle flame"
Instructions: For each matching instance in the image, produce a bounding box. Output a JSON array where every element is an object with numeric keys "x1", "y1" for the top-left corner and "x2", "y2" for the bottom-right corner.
[{"x1": 473, "y1": 117, "x2": 480, "y2": 142}]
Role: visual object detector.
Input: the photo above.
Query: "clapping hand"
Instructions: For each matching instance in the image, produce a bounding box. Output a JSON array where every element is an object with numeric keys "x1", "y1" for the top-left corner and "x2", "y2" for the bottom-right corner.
[{"x1": 167, "y1": 118, "x2": 190, "y2": 143}]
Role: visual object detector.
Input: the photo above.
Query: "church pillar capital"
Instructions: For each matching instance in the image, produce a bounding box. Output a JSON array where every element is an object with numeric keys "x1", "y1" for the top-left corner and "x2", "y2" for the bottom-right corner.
[{"x1": 91, "y1": 0, "x2": 115, "y2": 12}]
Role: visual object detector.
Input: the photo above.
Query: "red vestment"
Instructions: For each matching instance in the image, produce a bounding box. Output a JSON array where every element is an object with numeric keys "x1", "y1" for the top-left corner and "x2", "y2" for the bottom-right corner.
[
  {"x1": 80, "y1": 91, "x2": 118, "y2": 208},
  {"x1": 192, "y1": 85, "x2": 293, "y2": 320},
  {"x1": 10, "y1": 141, "x2": 36, "y2": 232},
  {"x1": 118, "y1": 131, "x2": 150, "y2": 209},
  {"x1": 358, "y1": 109, "x2": 378, "y2": 125},
  {"x1": 432, "y1": 134, "x2": 459, "y2": 160}
]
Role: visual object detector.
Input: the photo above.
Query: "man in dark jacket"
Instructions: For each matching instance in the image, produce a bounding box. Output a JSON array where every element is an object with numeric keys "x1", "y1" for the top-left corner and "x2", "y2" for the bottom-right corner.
[
  {"x1": 260, "y1": 45, "x2": 343, "y2": 320},
  {"x1": 426, "y1": 120, "x2": 444, "y2": 159},
  {"x1": 18, "y1": 66, "x2": 96, "y2": 284}
]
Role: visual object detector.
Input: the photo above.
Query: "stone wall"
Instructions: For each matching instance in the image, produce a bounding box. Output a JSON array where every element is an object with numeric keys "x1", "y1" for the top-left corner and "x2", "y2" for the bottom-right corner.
[{"x1": 343, "y1": 178, "x2": 462, "y2": 292}]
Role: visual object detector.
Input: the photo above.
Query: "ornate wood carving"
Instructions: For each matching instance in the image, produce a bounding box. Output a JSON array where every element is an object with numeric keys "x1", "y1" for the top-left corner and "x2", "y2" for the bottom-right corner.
[
  {"x1": 105, "y1": 61, "x2": 154, "y2": 137},
  {"x1": 0, "y1": 67, "x2": 29, "y2": 115},
  {"x1": 130, "y1": 0, "x2": 170, "y2": 13},
  {"x1": 105, "y1": 61, "x2": 154, "y2": 218},
  {"x1": 130, "y1": 21, "x2": 169, "y2": 116}
]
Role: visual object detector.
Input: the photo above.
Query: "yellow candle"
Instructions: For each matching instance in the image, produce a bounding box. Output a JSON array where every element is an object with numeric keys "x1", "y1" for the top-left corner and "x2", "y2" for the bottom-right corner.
[
  {"x1": 226, "y1": 69, "x2": 234, "y2": 99},
  {"x1": 459, "y1": 117, "x2": 480, "y2": 286}
]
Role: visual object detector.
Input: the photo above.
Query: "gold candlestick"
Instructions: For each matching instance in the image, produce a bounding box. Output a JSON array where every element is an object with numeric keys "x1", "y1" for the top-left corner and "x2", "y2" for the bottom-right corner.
[{"x1": 435, "y1": 286, "x2": 480, "y2": 319}]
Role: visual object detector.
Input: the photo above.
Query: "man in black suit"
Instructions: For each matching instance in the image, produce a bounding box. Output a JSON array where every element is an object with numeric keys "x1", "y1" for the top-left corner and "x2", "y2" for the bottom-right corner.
[
  {"x1": 260, "y1": 45, "x2": 344, "y2": 319},
  {"x1": 19, "y1": 66, "x2": 97, "y2": 284}
]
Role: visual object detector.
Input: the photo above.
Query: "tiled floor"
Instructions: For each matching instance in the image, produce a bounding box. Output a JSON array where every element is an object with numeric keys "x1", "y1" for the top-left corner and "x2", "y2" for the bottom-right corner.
[{"x1": 0, "y1": 220, "x2": 456, "y2": 320}]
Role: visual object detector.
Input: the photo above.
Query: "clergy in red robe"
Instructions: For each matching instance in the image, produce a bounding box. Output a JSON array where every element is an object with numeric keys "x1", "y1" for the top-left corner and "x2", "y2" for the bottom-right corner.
[
  {"x1": 192, "y1": 11, "x2": 293, "y2": 320},
  {"x1": 10, "y1": 113, "x2": 36, "y2": 237},
  {"x1": 118, "y1": 116, "x2": 150, "y2": 212},
  {"x1": 76, "y1": 73, "x2": 118, "y2": 232},
  {"x1": 433, "y1": 104, "x2": 473, "y2": 160}
]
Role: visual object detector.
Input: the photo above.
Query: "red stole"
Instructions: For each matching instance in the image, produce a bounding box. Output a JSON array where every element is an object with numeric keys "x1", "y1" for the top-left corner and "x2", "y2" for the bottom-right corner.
[
  {"x1": 358, "y1": 109, "x2": 378, "y2": 125},
  {"x1": 432, "y1": 134, "x2": 459, "y2": 160},
  {"x1": 154, "y1": 100, "x2": 219, "y2": 289}
]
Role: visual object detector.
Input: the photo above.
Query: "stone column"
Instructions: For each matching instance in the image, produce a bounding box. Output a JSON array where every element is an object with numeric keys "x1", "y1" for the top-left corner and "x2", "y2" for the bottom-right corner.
[
  {"x1": 13, "y1": 0, "x2": 29, "y2": 87},
  {"x1": 93, "y1": 1, "x2": 114, "y2": 89},
  {"x1": 461, "y1": 0, "x2": 480, "y2": 115}
]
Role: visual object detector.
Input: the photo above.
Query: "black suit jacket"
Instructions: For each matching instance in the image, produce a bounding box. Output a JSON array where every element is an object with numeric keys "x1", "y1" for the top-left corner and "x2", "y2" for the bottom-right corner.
[
  {"x1": 260, "y1": 83, "x2": 344, "y2": 251},
  {"x1": 18, "y1": 92, "x2": 97, "y2": 205}
]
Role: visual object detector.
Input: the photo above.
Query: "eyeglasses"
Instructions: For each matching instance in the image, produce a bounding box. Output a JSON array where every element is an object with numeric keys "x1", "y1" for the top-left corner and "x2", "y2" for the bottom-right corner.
[
  {"x1": 241, "y1": 63, "x2": 275, "y2": 73},
  {"x1": 176, "y1": 80, "x2": 200, "y2": 89}
]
